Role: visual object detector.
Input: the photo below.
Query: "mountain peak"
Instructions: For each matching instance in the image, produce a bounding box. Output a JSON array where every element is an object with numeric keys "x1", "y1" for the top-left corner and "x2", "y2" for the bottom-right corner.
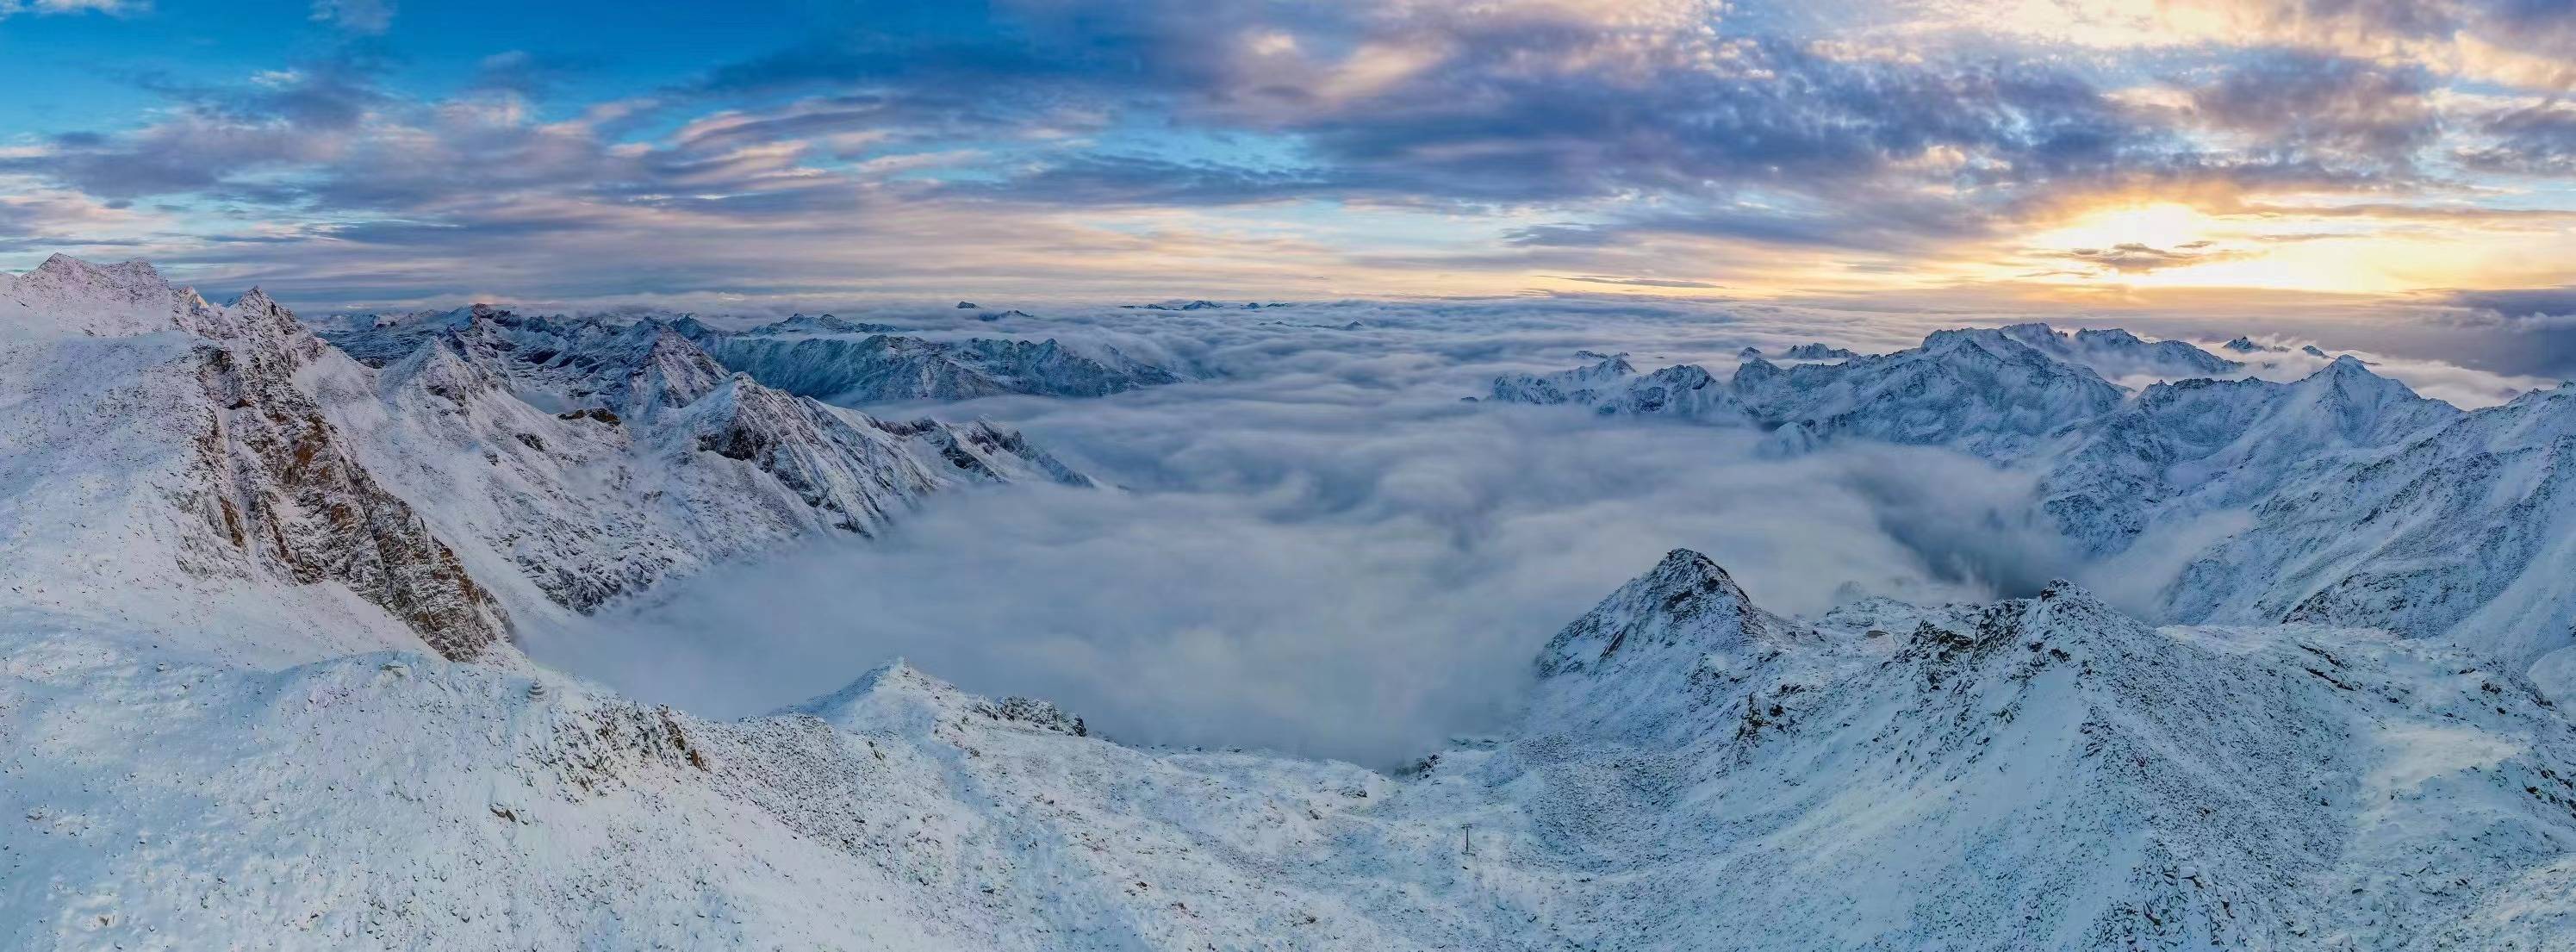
[
  {"x1": 1536, "y1": 548, "x2": 1760, "y2": 677},
  {"x1": 1527, "y1": 550, "x2": 1779, "y2": 741},
  {"x1": 227, "y1": 287, "x2": 286, "y2": 318},
  {"x1": 32, "y1": 252, "x2": 165, "y2": 289},
  {"x1": 778, "y1": 659, "x2": 971, "y2": 734},
  {"x1": 4, "y1": 254, "x2": 205, "y2": 339}
]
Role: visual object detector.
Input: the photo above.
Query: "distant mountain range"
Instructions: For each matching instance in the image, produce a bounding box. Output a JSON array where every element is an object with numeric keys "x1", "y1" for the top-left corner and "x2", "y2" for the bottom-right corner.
[
  {"x1": 1483, "y1": 323, "x2": 2575, "y2": 669},
  {"x1": 320, "y1": 305, "x2": 1191, "y2": 404}
]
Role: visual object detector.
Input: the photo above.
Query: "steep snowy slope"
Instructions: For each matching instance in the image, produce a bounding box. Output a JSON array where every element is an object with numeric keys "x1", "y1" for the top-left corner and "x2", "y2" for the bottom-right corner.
[
  {"x1": 2041, "y1": 357, "x2": 2462, "y2": 556},
  {"x1": 308, "y1": 305, "x2": 1092, "y2": 614},
  {"x1": 10, "y1": 549, "x2": 2576, "y2": 949},
  {"x1": 1489, "y1": 551, "x2": 2576, "y2": 949},
  {"x1": 0, "y1": 256, "x2": 508, "y2": 663},
  {"x1": 2163, "y1": 380, "x2": 2576, "y2": 665},
  {"x1": 1976, "y1": 322, "x2": 2241, "y2": 379}
]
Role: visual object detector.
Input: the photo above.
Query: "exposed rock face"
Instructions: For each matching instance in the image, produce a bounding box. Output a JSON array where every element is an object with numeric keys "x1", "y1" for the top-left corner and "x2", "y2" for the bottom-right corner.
[
  {"x1": 0, "y1": 256, "x2": 510, "y2": 661},
  {"x1": 2219, "y1": 335, "x2": 2277, "y2": 353},
  {"x1": 1779, "y1": 342, "x2": 1859, "y2": 360},
  {"x1": 188, "y1": 343, "x2": 508, "y2": 660},
  {"x1": 971, "y1": 695, "x2": 1087, "y2": 736}
]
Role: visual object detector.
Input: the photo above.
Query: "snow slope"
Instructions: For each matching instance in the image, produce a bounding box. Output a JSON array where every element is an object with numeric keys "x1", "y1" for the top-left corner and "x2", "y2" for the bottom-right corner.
[
  {"x1": 12, "y1": 264, "x2": 2576, "y2": 949},
  {"x1": 1486, "y1": 322, "x2": 2576, "y2": 670},
  {"x1": 10, "y1": 549, "x2": 2576, "y2": 949},
  {"x1": 308, "y1": 301, "x2": 1093, "y2": 615},
  {"x1": 0, "y1": 256, "x2": 508, "y2": 663},
  {"x1": 2163, "y1": 380, "x2": 2576, "y2": 665}
]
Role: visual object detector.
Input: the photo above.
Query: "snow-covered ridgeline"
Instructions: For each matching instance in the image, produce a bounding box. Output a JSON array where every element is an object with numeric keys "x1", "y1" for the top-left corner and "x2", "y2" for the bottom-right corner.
[
  {"x1": 9, "y1": 546, "x2": 2576, "y2": 949},
  {"x1": 322, "y1": 305, "x2": 1189, "y2": 405},
  {"x1": 10, "y1": 256, "x2": 2576, "y2": 949},
  {"x1": 0, "y1": 255, "x2": 511, "y2": 663},
  {"x1": 0, "y1": 256, "x2": 1090, "y2": 659},
  {"x1": 1484, "y1": 322, "x2": 2576, "y2": 671}
]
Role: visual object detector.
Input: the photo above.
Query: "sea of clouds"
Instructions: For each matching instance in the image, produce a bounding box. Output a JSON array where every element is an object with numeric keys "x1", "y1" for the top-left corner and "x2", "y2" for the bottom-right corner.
[{"x1": 524, "y1": 295, "x2": 2563, "y2": 767}]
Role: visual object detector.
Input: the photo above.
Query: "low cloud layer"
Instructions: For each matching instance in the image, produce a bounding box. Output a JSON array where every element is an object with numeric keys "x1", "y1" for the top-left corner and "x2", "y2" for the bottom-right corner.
[{"x1": 523, "y1": 296, "x2": 2553, "y2": 768}]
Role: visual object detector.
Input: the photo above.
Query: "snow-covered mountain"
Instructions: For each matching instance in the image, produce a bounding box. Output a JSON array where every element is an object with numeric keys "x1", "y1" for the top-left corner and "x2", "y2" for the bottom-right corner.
[
  {"x1": 680, "y1": 317, "x2": 1185, "y2": 403},
  {"x1": 325, "y1": 307, "x2": 1187, "y2": 405},
  {"x1": 2162, "y1": 379, "x2": 2576, "y2": 666},
  {"x1": 4, "y1": 257, "x2": 1086, "y2": 645},
  {"x1": 1779, "y1": 342, "x2": 1860, "y2": 360},
  {"x1": 1488, "y1": 323, "x2": 2144, "y2": 460},
  {"x1": 1976, "y1": 322, "x2": 2241, "y2": 379},
  {"x1": 0, "y1": 255, "x2": 510, "y2": 663},
  {"x1": 1484, "y1": 323, "x2": 2576, "y2": 674},
  {"x1": 15, "y1": 261, "x2": 2576, "y2": 950},
  {"x1": 2041, "y1": 357, "x2": 2462, "y2": 557},
  {"x1": 320, "y1": 305, "x2": 1092, "y2": 616},
  {"x1": 11, "y1": 544, "x2": 2576, "y2": 949}
]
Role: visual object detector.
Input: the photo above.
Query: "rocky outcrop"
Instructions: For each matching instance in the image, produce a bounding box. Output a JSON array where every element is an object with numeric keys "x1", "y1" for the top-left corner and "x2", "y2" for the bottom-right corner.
[
  {"x1": 1780, "y1": 343, "x2": 1860, "y2": 360},
  {"x1": 187, "y1": 341, "x2": 509, "y2": 660},
  {"x1": 2, "y1": 256, "x2": 511, "y2": 661}
]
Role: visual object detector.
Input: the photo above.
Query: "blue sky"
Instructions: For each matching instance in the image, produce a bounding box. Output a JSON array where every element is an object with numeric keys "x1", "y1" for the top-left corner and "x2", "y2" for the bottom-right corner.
[{"x1": 3, "y1": 0, "x2": 2576, "y2": 350}]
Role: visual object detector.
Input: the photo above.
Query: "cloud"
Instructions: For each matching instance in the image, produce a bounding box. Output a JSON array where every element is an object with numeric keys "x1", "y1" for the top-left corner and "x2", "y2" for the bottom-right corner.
[
  {"x1": 6, "y1": 0, "x2": 2576, "y2": 303},
  {"x1": 308, "y1": 0, "x2": 393, "y2": 34},
  {"x1": 0, "y1": 0, "x2": 138, "y2": 17},
  {"x1": 511, "y1": 293, "x2": 2562, "y2": 769},
  {"x1": 1554, "y1": 274, "x2": 1724, "y2": 289},
  {"x1": 2042, "y1": 240, "x2": 2255, "y2": 275},
  {"x1": 523, "y1": 296, "x2": 2556, "y2": 768},
  {"x1": 2180, "y1": 51, "x2": 2439, "y2": 171},
  {"x1": 2456, "y1": 103, "x2": 2576, "y2": 177}
]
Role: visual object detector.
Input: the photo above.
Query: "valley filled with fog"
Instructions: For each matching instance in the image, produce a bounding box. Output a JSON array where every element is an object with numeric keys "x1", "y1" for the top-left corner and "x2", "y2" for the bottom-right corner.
[{"x1": 524, "y1": 296, "x2": 2551, "y2": 765}]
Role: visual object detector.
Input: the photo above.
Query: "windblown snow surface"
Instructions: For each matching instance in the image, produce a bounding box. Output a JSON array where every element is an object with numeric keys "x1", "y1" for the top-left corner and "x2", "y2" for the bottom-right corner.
[{"x1": 9, "y1": 257, "x2": 2576, "y2": 949}]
